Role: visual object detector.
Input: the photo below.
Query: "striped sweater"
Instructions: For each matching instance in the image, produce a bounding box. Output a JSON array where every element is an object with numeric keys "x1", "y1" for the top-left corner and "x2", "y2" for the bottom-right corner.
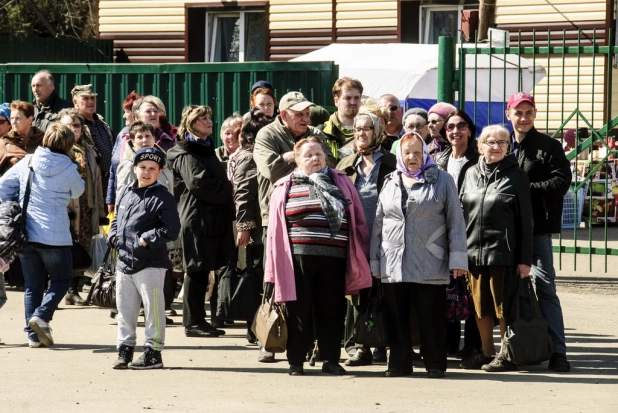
[{"x1": 285, "y1": 179, "x2": 349, "y2": 258}]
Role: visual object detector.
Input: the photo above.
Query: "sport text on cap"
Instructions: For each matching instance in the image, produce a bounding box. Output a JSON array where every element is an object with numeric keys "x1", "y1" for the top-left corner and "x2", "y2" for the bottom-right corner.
[
  {"x1": 134, "y1": 147, "x2": 166, "y2": 169},
  {"x1": 507, "y1": 92, "x2": 536, "y2": 110}
]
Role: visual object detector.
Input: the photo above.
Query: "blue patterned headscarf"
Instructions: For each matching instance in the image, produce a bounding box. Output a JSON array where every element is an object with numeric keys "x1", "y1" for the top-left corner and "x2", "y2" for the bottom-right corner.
[
  {"x1": 0, "y1": 103, "x2": 10, "y2": 122},
  {"x1": 396, "y1": 132, "x2": 435, "y2": 180}
]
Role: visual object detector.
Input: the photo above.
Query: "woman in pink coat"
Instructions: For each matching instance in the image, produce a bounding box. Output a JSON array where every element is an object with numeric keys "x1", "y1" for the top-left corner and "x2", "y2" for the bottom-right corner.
[{"x1": 265, "y1": 136, "x2": 372, "y2": 377}]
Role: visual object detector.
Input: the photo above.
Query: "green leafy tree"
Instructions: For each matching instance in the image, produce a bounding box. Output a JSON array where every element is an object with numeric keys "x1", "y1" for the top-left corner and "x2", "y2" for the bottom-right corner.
[{"x1": 0, "y1": 0, "x2": 96, "y2": 38}]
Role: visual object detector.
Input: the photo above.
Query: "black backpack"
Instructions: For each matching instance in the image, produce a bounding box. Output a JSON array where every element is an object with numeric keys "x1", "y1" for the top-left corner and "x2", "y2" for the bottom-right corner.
[{"x1": 0, "y1": 160, "x2": 34, "y2": 264}]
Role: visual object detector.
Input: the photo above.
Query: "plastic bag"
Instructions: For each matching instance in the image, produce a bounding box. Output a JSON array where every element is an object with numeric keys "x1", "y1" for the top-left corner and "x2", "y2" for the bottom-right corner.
[
  {"x1": 102, "y1": 212, "x2": 114, "y2": 236},
  {"x1": 85, "y1": 233, "x2": 109, "y2": 278}
]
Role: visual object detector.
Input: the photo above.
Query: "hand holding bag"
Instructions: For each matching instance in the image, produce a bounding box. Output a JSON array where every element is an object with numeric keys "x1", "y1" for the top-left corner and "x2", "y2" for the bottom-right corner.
[
  {"x1": 251, "y1": 286, "x2": 287, "y2": 353},
  {"x1": 86, "y1": 245, "x2": 116, "y2": 309},
  {"x1": 446, "y1": 274, "x2": 469, "y2": 321},
  {"x1": 501, "y1": 278, "x2": 554, "y2": 365},
  {"x1": 353, "y1": 281, "x2": 389, "y2": 348},
  {"x1": 217, "y1": 247, "x2": 262, "y2": 321}
]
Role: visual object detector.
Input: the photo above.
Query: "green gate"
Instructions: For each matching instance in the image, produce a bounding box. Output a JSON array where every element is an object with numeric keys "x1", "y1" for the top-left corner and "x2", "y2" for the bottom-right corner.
[
  {"x1": 446, "y1": 30, "x2": 618, "y2": 273},
  {"x1": 0, "y1": 62, "x2": 339, "y2": 146}
]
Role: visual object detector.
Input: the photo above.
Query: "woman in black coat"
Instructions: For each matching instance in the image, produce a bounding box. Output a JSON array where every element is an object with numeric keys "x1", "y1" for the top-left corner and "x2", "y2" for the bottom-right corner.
[
  {"x1": 167, "y1": 105, "x2": 235, "y2": 337},
  {"x1": 459, "y1": 124, "x2": 533, "y2": 372}
]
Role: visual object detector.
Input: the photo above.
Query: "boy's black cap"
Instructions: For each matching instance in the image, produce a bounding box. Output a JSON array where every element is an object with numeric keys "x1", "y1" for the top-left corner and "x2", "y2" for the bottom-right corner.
[
  {"x1": 134, "y1": 147, "x2": 166, "y2": 169},
  {"x1": 251, "y1": 80, "x2": 274, "y2": 94}
]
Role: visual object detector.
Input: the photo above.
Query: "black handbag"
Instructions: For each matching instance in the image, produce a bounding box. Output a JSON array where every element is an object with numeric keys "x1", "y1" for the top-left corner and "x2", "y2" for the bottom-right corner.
[
  {"x1": 86, "y1": 245, "x2": 116, "y2": 309},
  {"x1": 71, "y1": 237, "x2": 92, "y2": 271},
  {"x1": 0, "y1": 161, "x2": 34, "y2": 265},
  {"x1": 501, "y1": 278, "x2": 554, "y2": 365},
  {"x1": 353, "y1": 281, "x2": 388, "y2": 348},
  {"x1": 446, "y1": 274, "x2": 469, "y2": 321},
  {"x1": 216, "y1": 247, "x2": 262, "y2": 321}
]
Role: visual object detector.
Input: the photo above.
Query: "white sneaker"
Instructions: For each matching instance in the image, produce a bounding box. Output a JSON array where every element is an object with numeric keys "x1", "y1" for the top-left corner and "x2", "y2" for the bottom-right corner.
[
  {"x1": 29, "y1": 316, "x2": 54, "y2": 346},
  {"x1": 28, "y1": 340, "x2": 42, "y2": 348}
]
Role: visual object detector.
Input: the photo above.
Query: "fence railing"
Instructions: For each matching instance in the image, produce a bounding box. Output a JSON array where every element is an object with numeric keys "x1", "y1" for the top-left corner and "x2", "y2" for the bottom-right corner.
[
  {"x1": 0, "y1": 62, "x2": 339, "y2": 145},
  {"x1": 0, "y1": 36, "x2": 113, "y2": 63},
  {"x1": 442, "y1": 29, "x2": 618, "y2": 273}
]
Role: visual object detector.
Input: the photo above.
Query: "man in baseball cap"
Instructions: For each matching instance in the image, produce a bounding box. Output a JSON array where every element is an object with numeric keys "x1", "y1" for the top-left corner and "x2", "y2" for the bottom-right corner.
[{"x1": 502, "y1": 92, "x2": 572, "y2": 373}]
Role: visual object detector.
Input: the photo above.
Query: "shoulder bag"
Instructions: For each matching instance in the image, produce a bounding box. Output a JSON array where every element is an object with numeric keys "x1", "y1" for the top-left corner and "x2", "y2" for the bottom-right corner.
[
  {"x1": 216, "y1": 247, "x2": 262, "y2": 320},
  {"x1": 251, "y1": 286, "x2": 287, "y2": 353},
  {"x1": 501, "y1": 278, "x2": 554, "y2": 365},
  {"x1": 86, "y1": 245, "x2": 117, "y2": 309},
  {"x1": 0, "y1": 160, "x2": 34, "y2": 265}
]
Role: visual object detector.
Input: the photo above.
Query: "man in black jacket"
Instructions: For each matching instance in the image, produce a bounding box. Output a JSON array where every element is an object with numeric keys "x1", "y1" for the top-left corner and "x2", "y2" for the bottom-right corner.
[
  {"x1": 506, "y1": 92, "x2": 572, "y2": 372},
  {"x1": 31, "y1": 70, "x2": 73, "y2": 132}
]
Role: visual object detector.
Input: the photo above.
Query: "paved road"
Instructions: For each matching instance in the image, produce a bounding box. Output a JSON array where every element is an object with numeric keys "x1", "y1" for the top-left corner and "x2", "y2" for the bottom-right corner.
[{"x1": 1, "y1": 284, "x2": 616, "y2": 413}]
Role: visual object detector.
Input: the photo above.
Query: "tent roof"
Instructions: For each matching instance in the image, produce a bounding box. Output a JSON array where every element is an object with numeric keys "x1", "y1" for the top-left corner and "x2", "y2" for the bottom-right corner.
[{"x1": 291, "y1": 43, "x2": 540, "y2": 100}]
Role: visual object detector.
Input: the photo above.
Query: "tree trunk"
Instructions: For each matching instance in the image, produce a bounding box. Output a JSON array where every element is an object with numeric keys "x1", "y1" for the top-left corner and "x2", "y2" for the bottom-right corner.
[
  {"x1": 478, "y1": 0, "x2": 496, "y2": 42},
  {"x1": 21, "y1": 0, "x2": 57, "y2": 37}
]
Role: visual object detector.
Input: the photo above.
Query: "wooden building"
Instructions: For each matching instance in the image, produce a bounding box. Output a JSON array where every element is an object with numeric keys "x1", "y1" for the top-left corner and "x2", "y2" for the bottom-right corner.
[{"x1": 97, "y1": 0, "x2": 478, "y2": 63}]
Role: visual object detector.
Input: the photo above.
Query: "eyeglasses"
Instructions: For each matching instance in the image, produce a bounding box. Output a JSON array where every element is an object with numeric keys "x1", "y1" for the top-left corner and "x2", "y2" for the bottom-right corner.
[
  {"x1": 388, "y1": 105, "x2": 400, "y2": 112},
  {"x1": 483, "y1": 140, "x2": 509, "y2": 148},
  {"x1": 354, "y1": 126, "x2": 373, "y2": 133},
  {"x1": 428, "y1": 119, "x2": 442, "y2": 125},
  {"x1": 445, "y1": 122, "x2": 468, "y2": 132},
  {"x1": 71, "y1": 123, "x2": 82, "y2": 129},
  {"x1": 406, "y1": 124, "x2": 426, "y2": 130},
  {"x1": 0, "y1": 119, "x2": 8, "y2": 125}
]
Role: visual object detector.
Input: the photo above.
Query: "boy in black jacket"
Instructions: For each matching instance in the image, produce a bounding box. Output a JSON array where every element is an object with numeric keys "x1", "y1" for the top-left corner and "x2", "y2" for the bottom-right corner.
[{"x1": 108, "y1": 147, "x2": 180, "y2": 369}]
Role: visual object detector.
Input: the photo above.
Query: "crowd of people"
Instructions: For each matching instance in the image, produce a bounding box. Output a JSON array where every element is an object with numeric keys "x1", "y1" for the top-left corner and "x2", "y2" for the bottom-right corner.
[{"x1": 0, "y1": 71, "x2": 573, "y2": 376}]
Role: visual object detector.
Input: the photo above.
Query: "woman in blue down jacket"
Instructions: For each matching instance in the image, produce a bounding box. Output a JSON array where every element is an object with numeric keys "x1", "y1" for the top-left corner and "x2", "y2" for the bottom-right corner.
[{"x1": 0, "y1": 123, "x2": 84, "y2": 348}]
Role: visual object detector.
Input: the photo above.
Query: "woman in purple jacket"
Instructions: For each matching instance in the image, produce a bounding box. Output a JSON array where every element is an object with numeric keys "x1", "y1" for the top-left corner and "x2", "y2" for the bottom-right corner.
[{"x1": 265, "y1": 136, "x2": 372, "y2": 377}]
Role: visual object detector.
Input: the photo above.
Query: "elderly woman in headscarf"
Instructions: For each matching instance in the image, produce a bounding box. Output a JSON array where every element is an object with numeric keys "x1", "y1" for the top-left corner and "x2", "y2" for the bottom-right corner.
[
  {"x1": 265, "y1": 136, "x2": 372, "y2": 376},
  {"x1": 336, "y1": 111, "x2": 396, "y2": 366},
  {"x1": 371, "y1": 132, "x2": 468, "y2": 379}
]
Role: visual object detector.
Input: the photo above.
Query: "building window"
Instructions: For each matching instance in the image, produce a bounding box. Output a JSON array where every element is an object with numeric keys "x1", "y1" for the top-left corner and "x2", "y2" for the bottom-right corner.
[
  {"x1": 419, "y1": 5, "x2": 463, "y2": 44},
  {"x1": 205, "y1": 11, "x2": 265, "y2": 62}
]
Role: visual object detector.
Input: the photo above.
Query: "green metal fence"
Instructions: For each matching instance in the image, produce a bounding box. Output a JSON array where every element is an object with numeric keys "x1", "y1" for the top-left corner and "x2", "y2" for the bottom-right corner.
[
  {"x1": 446, "y1": 30, "x2": 618, "y2": 273},
  {"x1": 0, "y1": 62, "x2": 339, "y2": 145},
  {"x1": 0, "y1": 36, "x2": 113, "y2": 63}
]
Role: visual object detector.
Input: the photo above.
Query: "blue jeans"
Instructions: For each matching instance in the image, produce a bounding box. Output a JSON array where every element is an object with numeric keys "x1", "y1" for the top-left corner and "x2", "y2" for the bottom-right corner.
[
  {"x1": 19, "y1": 244, "x2": 73, "y2": 341},
  {"x1": 530, "y1": 234, "x2": 567, "y2": 355}
]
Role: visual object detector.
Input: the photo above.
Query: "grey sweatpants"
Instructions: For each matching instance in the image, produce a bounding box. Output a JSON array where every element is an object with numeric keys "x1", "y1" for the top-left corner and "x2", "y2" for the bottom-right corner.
[{"x1": 116, "y1": 267, "x2": 166, "y2": 351}]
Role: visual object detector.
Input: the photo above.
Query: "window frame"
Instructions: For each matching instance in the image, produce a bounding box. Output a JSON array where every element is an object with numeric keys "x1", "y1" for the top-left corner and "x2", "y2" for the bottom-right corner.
[
  {"x1": 419, "y1": 4, "x2": 464, "y2": 44},
  {"x1": 204, "y1": 10, "x2": 265, "y2": 62}
]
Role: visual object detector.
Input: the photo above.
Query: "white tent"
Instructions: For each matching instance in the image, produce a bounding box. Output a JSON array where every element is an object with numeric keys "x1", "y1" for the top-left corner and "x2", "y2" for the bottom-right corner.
[{"x1": 291, "y1": 43, "x2": 545, "y2": 103}]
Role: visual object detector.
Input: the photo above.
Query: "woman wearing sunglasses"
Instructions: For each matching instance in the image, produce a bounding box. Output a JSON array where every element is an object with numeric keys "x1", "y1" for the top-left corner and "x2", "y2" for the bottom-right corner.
[
  {"x1": 0, "y1": 103, "x2": 10, "y2": 138},
  {"x1": 459, "y1": 125, "x2": 533, "y2": 372},
  {"x1": 435, "y1": 109, "x2": 483, "y2": 361}
]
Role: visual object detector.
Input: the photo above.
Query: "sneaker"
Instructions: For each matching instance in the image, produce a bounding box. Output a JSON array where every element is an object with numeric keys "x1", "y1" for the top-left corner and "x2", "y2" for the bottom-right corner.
[
  {"x1": 29, "y1": 316, "x2": 54, "y2": 346},
  {"x1": 427, "y1": 369, "x2": 446, "y2": 378},
  {"x1": 112, "y1": 345, "x2": 135, "y2": 369},
  {"x1": 28, "y1": 340, "x2": 42, "y2": 348},
  {"x1": 481, "y1": 355, "x2": 518, "y2": 372},
  {"x1": 130, "y1": 348, "x2": 163, "y2": 370},
  {"x1": 165, "y1": 308, "x2": 177, "y2": 316},
  {"x1": 548, "y1": 353, "x2": 571, "y2": 373},
  {"x1": 322, "y1": 361, "x2": 347, "y2": 375},
  {"x1": 165, "y1": 317, "x2": 174, "y2": 325},
  {"x1": 258, "y1": 347, "x2": 276, "y2": 363},
  {"x1": 460, "y1": 353, "x2": 493, "y2": 370},
  {"x1": 344, "y1": 349, "x2": 373, "y2": 367}
]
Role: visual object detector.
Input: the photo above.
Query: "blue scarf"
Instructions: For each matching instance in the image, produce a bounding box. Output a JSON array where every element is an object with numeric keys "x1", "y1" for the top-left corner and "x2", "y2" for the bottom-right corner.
[
  {"x1": 396, "y1": 132, "x2": 435, "y2": 180},
  {"x1": 184, "y1": 132, "x2": 212, "y2": 147}
]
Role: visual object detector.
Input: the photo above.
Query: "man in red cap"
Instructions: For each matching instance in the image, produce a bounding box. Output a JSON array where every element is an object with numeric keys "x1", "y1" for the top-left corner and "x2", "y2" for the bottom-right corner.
[{"x1": 504, "y1": 92, "x2": 572, "y2": 372}]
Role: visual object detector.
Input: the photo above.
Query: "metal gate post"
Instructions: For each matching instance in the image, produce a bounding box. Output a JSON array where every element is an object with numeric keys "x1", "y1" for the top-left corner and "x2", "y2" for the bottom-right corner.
[{"x1": 437, "y1": 36, "x2": 456, "y2": 104}]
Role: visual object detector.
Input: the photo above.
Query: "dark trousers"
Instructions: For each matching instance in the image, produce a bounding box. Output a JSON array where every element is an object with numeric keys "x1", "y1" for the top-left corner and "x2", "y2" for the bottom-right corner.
[
  {"x1": 285, "y1": 255, "x2": 346, "y2": 366},
  {"x1": 245, "y1": 243, "x2": 264, "y2": 340},
  {"x1": 182, "y1": 270, "x2": 209, "y2": 327},
  {"x1": 164, "y1": 270, "x2": 175, "y2": 310},
  {"x1": 383, "y1": 282, "x2": 447, "y2": 372},
  {"x1": 464, "y1": 302, "x2": 482, "y2": 350}
]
